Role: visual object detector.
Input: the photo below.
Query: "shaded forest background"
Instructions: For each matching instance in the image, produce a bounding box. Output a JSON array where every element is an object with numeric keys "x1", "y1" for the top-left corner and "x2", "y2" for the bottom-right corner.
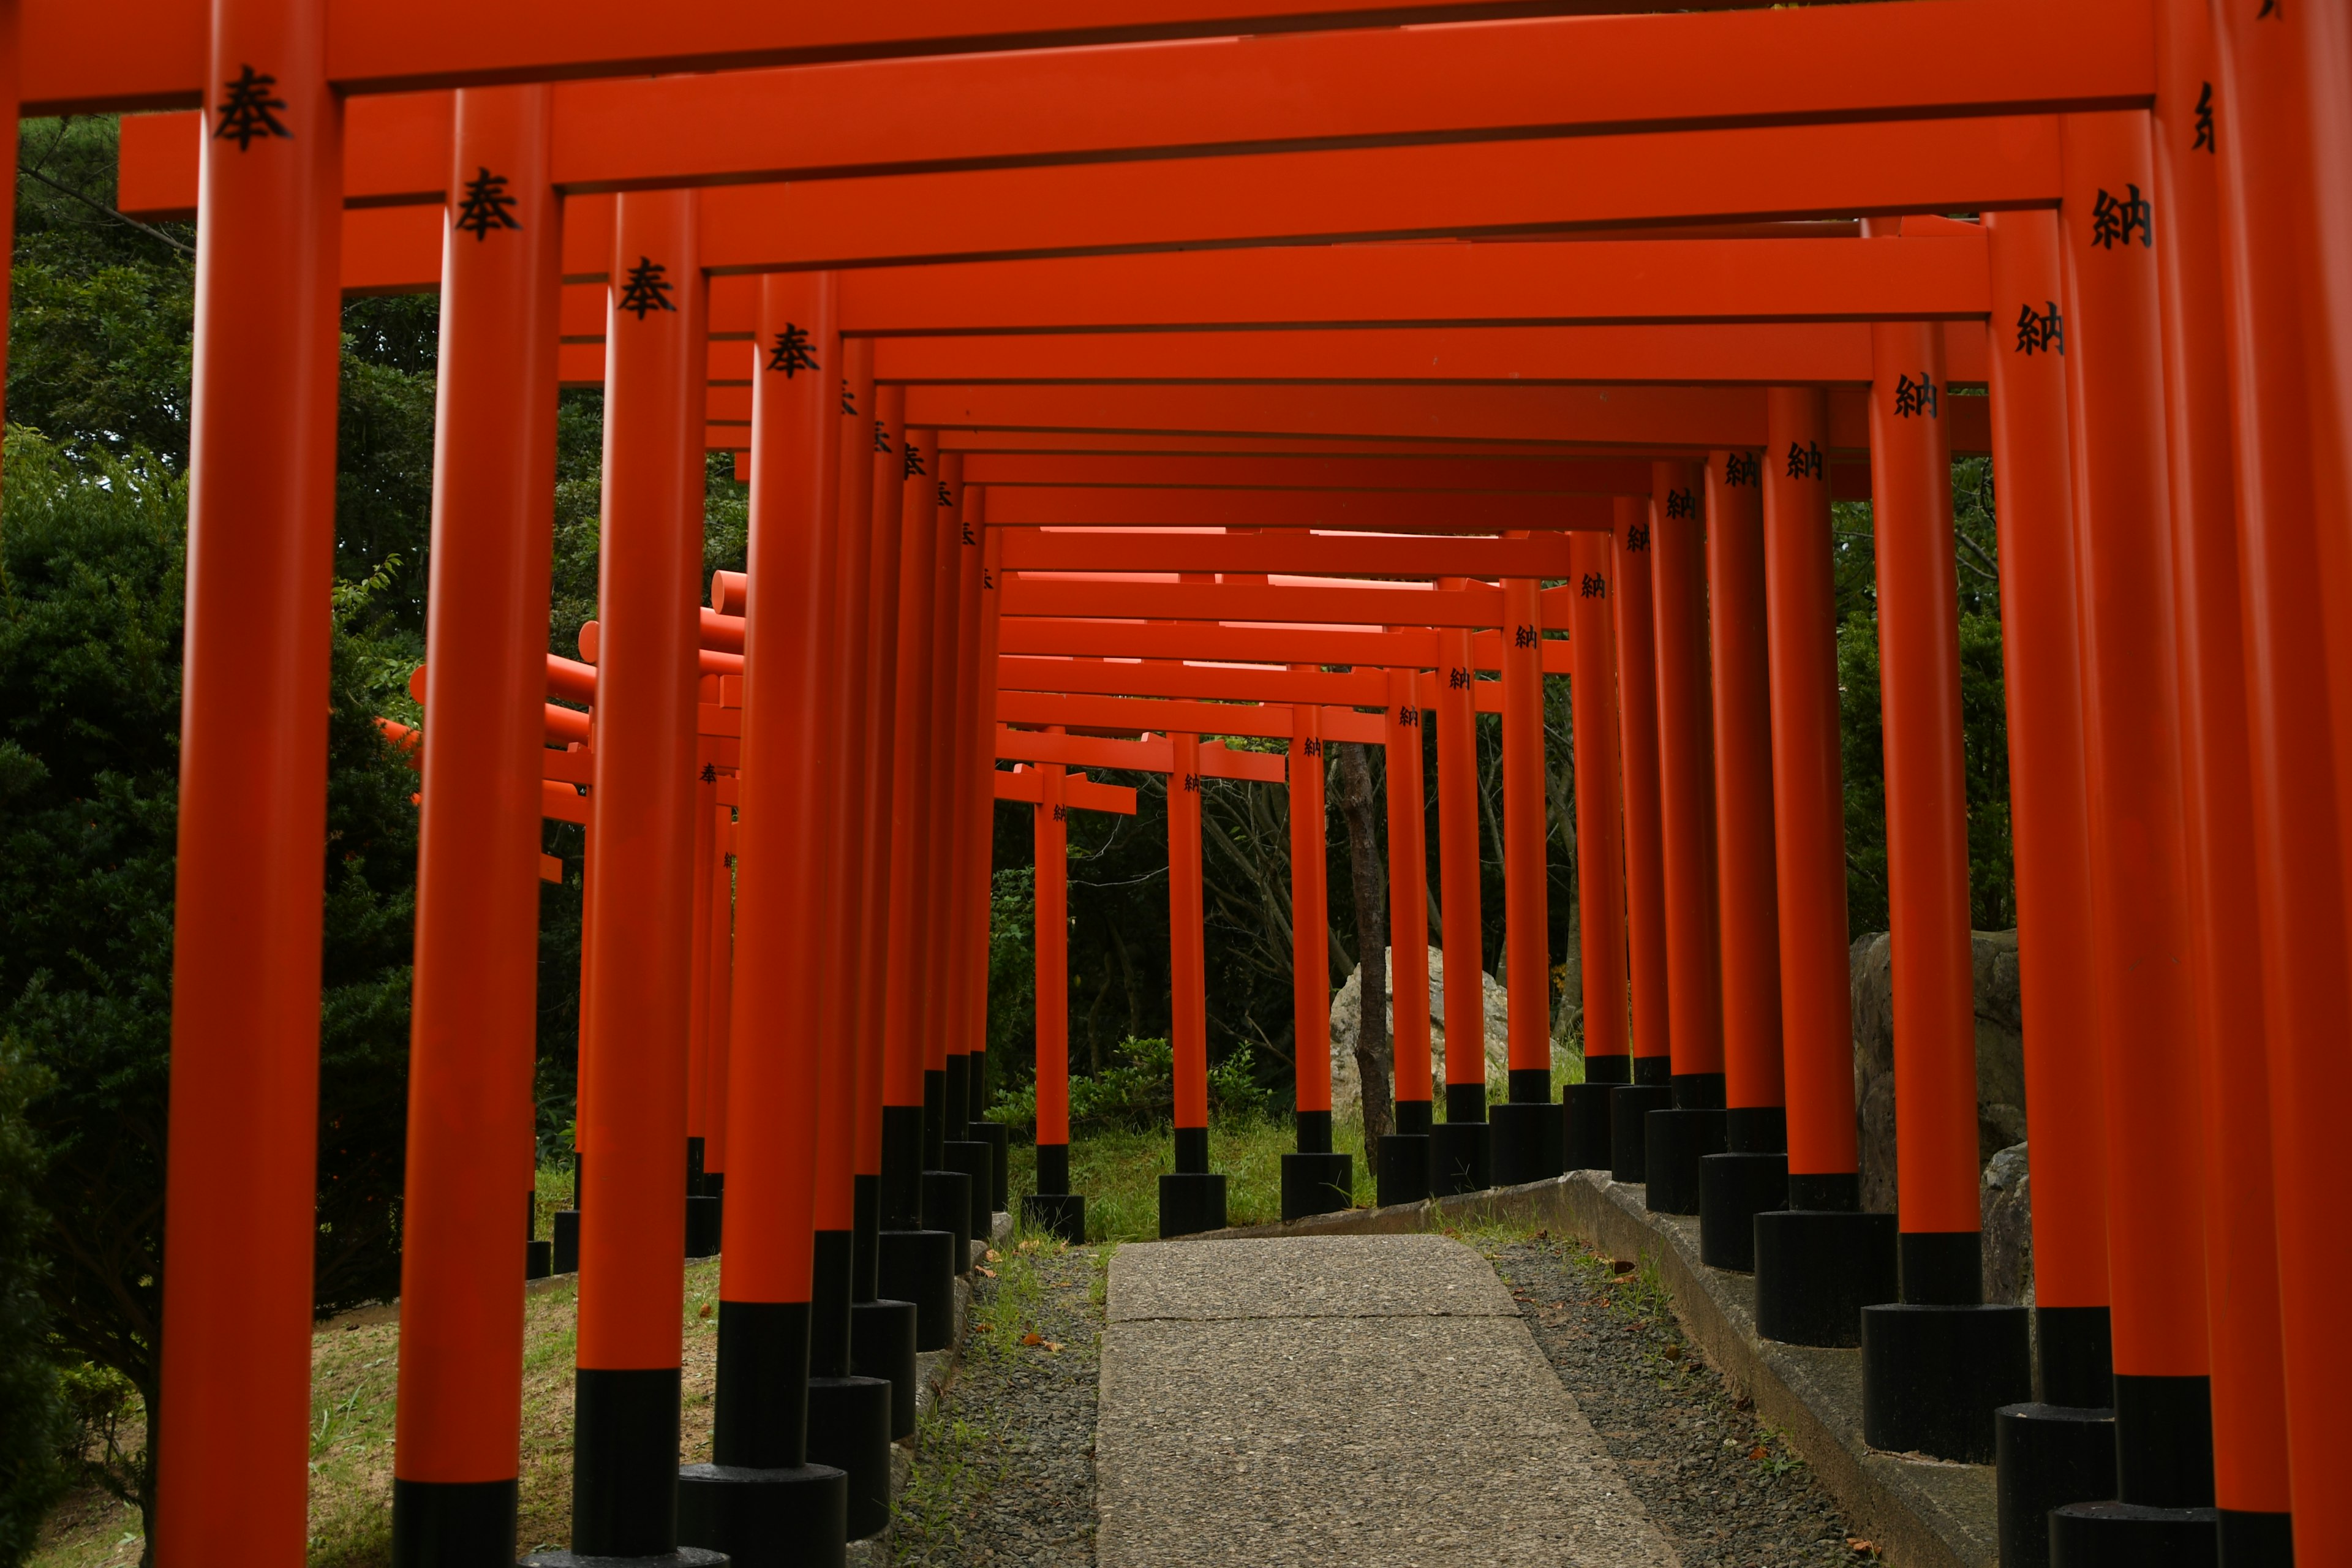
[{"x1": 0, "y1": 115, "x2": 2013, "y2": 1558}]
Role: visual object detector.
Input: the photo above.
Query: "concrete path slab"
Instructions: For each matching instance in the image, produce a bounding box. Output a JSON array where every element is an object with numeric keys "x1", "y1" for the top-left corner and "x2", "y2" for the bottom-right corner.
[{"x1": 1097, "y1": 1234, "x2": 1682, "y2": 1568}]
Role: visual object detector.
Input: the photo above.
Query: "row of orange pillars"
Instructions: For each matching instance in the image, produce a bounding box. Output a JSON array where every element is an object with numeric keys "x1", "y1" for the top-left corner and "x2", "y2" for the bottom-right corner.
[{"x1": 48, "y1": 1, "x2": 2348, "y2": 1566}]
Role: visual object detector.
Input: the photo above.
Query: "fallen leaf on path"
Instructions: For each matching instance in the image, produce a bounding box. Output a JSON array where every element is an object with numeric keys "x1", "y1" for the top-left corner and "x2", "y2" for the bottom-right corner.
[
  {"x1": 986, "y1": 1249, "x2": 1001, "y2": 1262},
  {"x1": 977, "y1": 1265, "x2": 997, "y2": 1278},
  {"x1": 1044, "y1": 1341, "x2": 1064, "y2": 1352},
  {"x1": 1022, "y1": 1332, "x2": 1044, "y2": 1346},
  {"x1": 1748, "y1": 1445, "x2": 1770, "y2": 1461}
]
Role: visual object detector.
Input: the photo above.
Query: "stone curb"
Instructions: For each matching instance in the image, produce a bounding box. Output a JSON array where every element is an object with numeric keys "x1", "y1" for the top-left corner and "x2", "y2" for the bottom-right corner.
[
  {"x1": 1177, "y1": 1174, "x2": 1997, "y2": 1568},
  {"x1": 846, "y1": 1211, "x2": 1014, "y2": 1566}
]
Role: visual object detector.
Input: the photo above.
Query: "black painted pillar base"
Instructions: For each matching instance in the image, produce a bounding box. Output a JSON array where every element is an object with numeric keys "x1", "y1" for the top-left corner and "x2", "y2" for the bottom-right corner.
[
  {"x1": 1861, "y1": 1302, "x2": 2034, "y2": 1461},
  {"x1": 2217, "y1": 1510, "x2": 2293, "y2": 1566},
  {"x1": 1376, "y1": 1134, "x2": 1431, "y2": 1207},
  {"x1": 1489, "y1": 1102, "x2": 1562, "y2": 1186},
  {"x1": 1158, "y1": 1172, "x2": 1229, "y2": 1237},
  {"x1": 876, "y1": 1230, "x2": 956, "y2": 1351},
  {"x1": 527, "y1": 1239, "x2": 554, "y2": 1281},
  {"x1": 684, "y1": 1195, "x2": 723, "y2": 1259},
  {"x1": 570, "y1": 1368, "x2": 686, "y2": 1559},
  {"x1": 676, "y1": 1462, "x2": 848, "y2": 1568},
  {"x1": 1608, "y1": 1082, "x2": 1672, "y2": 1183},
  {"x1": 920, "y1": 1170, "x2": 973, "y2": 1276},
  {"x1": 1753, "y1": 1203, "x2": 1898, "y2": 1347},
  {"x1": 805, "y1": 1375, "x2": 894, "y2": 1540},
  {"x1": 1562, "y1": 1083, "x2": 1616, "y2": 1172},
  {"x1": 1429, "y1": 1121, "x2": 1489, "y2": 1197},
  {"x1": 848, "y1": 1298, "x2": 919, "y2": 1440},
  {"x1": 392, "y1": 1477, "x2": 516, "y2": 1568},
  {"x1": 1643, "y1": 1107, "x2": 1725, "y2": 1215},
  {"x1": 551, "y1": 1210, "x2": 581, "y2": 1276},
  {"x1": 2038, "y1": 1305, "x2": 2116, "y2": 1409},
  {"x1": 944, "y1": 1140, "x2": 993, "y2": 1243},
  {"x1": 2049, "y1": 1502, "x2": 2219, "y2": 1567},
  {"x1": 1697, "y1": 1152, "x2": 1786, "y2": 1272},
  {"x1": 1022, "y1": 1191, "x2": 1087, "y2": 1244},
  {"x1": 1279, "y1": 1152, "x2": 1353, "y2": 1219},
  {"x1": 973, "y1": 1123, "x2": 1009, "y2": 1213},
  {"x1": 851, "y1": 1175, "x2": 881, "y2": 1305},
  {"x1": 1996, "y1": 1402, "x2": 2119, "y2": 1568}
]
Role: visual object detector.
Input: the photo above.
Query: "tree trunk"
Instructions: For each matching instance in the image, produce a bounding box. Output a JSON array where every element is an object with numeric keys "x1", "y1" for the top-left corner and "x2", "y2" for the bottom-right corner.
[{"x1": 1335, "y1": 742, "x2": 1393, "y2": 1160}]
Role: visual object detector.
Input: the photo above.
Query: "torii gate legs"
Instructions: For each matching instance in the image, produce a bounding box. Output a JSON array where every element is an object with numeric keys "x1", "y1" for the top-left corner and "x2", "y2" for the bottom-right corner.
[
  {"x1": 387, "y1": 86, "x2": 558, "y2": 1564},
  {"x1": 1751, "y1": 387, "x2": 1895, "y2": 1349},
  {"x1": 1489, "y1": 578, "x2": 1562, "y2": 1186},
  {"x1": 1025, "y1": 758, "x2": 1086, "y2": 1243},
  {"x1": 1281, "y1": 701, "x2": 1355, "y2": 1218},
  {"x1": 1695, "y1": 447, "x2": 1790, "y2": 1272},
  {"x1": 1643, "y1": 459, "x2": 1728, "y2": 1216},
  {"x1": 1608, "y1": 498, "x2": 1676, "y2": 1182},
  {"x1": 1852, "y1": 314, "x2": 2031, "y2": 1465},
  {"x1": 153, "y1": 8, "x2": 345, "y2": 1556},
  {"x1": 1976, "y1": 213, "x2": 2120, "y2": 1551},
  {"x1": 1376, "y1": 669, "x2": 1437, "y2": 1205},
  {"x1": 1562, "y1": 542, "x2": 1632, "y2": 1172},
  {"x1": 1428, "y1": 623, "x2": 1490, "y2": 1197},
  {"x1": 934, "y1": 460, "x2": 997, "y2": 1250},
  {"x1": 876, "y1": 424, "x2": 963, "y2": 1346},
  {"x1": 1160, "y1": 732, "x2": 1230, "y2": 1236},
  {"x1": 677, "y1": 268, "x2": 851, "y2": 1561}
]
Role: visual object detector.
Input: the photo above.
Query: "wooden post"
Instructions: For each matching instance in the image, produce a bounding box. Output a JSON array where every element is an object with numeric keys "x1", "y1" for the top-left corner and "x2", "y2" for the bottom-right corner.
[
  {"x1": 389, "y1": 82, "x2": 557, "y2": 1565},
  {"x1": 1378, "y1": 665, "x2": 1436, "y2": 1202},
  {"x1": 1491, "y1": 575, "x2": 1559, "y2": 1182},
  {"x1": 156, "y1": 4, "x2": 344, "y2": 1559},
  {"x1": 1430, "y1": 621, "x2": 1490, "y2": 1196},
  {"x1": 1563, "y1": 535, "x2": 1630, "y2": 1172}
]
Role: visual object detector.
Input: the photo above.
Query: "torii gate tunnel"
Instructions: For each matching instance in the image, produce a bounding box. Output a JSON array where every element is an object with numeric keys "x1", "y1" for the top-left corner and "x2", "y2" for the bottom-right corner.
[{"x1": 24, "y1": 0, "x2": 2348, "y2": 1562}]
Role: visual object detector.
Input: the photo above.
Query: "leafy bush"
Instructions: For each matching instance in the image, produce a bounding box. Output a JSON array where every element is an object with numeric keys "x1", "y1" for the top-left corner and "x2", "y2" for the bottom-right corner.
[
  {"x1": 0, "y1": 1039, "x2": 65, "y2": 1567},
  {"x1": 985, "y1": 1035, "x2": 1274, "y2": 1138}
]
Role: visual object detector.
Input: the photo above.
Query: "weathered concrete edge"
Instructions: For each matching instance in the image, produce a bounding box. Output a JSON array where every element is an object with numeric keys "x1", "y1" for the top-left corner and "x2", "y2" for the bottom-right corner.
[
  {"x1": 845, "y1": 1212, "x2": 1014, "y2": 1568},
  {"x1": 1183, "y1": 1179, "x2": 1996, "y2": 1568}
]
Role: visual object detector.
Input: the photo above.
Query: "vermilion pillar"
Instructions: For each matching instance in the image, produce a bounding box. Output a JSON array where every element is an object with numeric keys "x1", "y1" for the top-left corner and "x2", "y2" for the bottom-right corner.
[
  {"x1": 1855, "y1": 312, "x2": 2030, "y2": 1466},
  {"x1": 1430, "y1": 622, "x2": 1491, "y2": 1197},
  {"x1": 1981, "y1": 209, "x2": 2114, "y2": 1422},
  {"x1": 1695, "y1": 447, "x2": 1789, "y2": 1270},
  {"x1": 1751, "y1": 388, "x2": 1895, "y2": 1351},
  {"x1": 1280, "y1": 701, "x2": 1354, "y2": 1218},
  {"x1": 1983, "y1": 208, "x2": 2124, "y2": 1566},
  {"x1": 2046, "y1": 110, "x2": 2215, "y2": 1544},
  {"x1": 1159, "y1": 731, "x2": 1228, "y2": 1235},
  {"x1": 390, "y1": 83, "x2": 556, "y2": 1565},
  {"x1": 965, "y1": 516, "x2": 1012, "y2": 1215},
  {"x1": 830, "y1": 342, "x2": 918, "y2": 1458},
  {"x1": 1378, "y1": 665, "x2": 1436, "y2": 1203},
  {"x1": 1645, "y1": 459, "x2": 1727, "y2": 1215},
  {"x1": 677, "y1": 268, "x2": 850, "y2": 1556},
  {"x1": 855, "y1": 382, "x2": 911, "y2": 1290},
  {"x1": 1562, "y1": 535, "x2": 1630, "y2": 1173},
  {"x1": 929, "y1": 456, "x2": 990, "y2": 1254},
  {"x1": 2211, "y1": 5, "x2": 2352, "y2": 1549},
  {"x1": 1491, "y1": 576, "x2": 1559, "y2": 1183},
  {"x1": 1609, "y1": 496, "x2": 1674, "y2": 1183},
  {"x1": 2150, "y1": 4, "x2": 2293, "y2": 1556},
  {"x1": 1025, "y1": 758, "x2": 1085, "y2": 1242},
  {"x1": 154, "y1": 7, "x2": 343, "y2": 1562},
  {"x1": 876, "y1": 424, "x2": 957, "y2": 1346},
  {"x1": 569, "y1": 187, "x2": 707, "y2": 1558}
]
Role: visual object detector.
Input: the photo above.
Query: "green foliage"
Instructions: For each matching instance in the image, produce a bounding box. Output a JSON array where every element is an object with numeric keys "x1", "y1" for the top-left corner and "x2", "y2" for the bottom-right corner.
[
  {"x1": 0, "y1": 1041, "x2": 66, "y2": 1567},
  {"x1": 986, "y1": 864, "x2": 1036, "y2": 1061},
  {"x1": 984, "y1": 1035, "x2": 1272, "y2": 1138},
  {"x1": 0, "y1": 428, "x2": 421, "y2": 1539}
]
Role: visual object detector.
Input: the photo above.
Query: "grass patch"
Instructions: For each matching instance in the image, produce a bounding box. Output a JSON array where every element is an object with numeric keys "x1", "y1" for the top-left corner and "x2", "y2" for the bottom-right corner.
[{"x1": 1002, "y1": 1115, "x2": 1380, "y2": 1243}]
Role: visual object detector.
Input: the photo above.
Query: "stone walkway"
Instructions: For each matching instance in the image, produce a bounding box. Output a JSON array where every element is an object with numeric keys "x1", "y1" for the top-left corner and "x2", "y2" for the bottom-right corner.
[{"x1": 1096, "y1": 1234, "x2": 1683, "y2": 1567}]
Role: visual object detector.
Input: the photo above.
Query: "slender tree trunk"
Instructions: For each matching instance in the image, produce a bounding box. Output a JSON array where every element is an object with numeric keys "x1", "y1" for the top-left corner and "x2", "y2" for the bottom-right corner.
[{"x1": 1335, "y1": 742, "x2": 1393, "y2": 1159}]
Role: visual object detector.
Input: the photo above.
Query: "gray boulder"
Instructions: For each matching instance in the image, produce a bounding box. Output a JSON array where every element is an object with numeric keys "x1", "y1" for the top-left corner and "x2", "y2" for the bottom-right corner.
[
  {"x1": 1980, "y1": 1142, "x2": 2034, "y2": 1306},
  {"x1": 1329, "y1": 945, "x2": 1522, "y2": 1121},
  {"x1": 1850, "y1": 929, "x2": 2028, "y2": 1215}
]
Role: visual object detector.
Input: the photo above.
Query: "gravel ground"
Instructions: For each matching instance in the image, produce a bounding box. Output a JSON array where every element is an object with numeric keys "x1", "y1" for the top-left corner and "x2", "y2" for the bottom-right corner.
[
  {"x1": 1488, "y1": 1234, "x2": 1879, "y2": 1567},
  {"x1": 894, "y1": 1242, "x2": 1106, "y2": 1567}
]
